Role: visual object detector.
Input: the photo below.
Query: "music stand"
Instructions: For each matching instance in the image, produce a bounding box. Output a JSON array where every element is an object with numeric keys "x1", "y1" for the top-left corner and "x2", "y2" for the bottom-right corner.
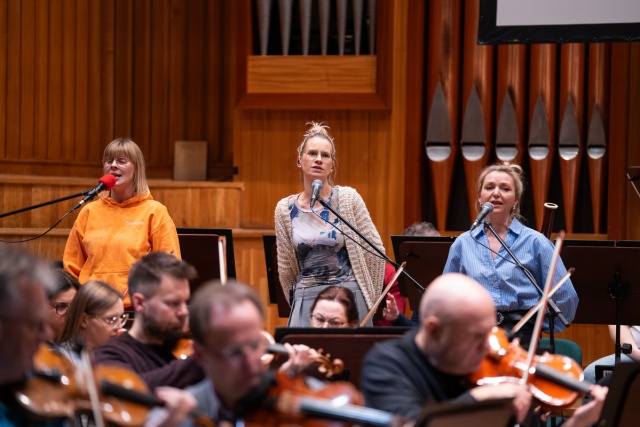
[
  {"x1": 391, "y1": 236, "x2": 456, "y2": 311},
  {"x1": 414, "y1": 398, "x2": 514, "y2": 427},
  {"x1": 176, "y1": 228, "x2": 237, "y2": 278},
  {"x1": 263, "y1": 235, "x2": 291, "y2": 318},
  {"x1": 177, "y1": 228, "x2": 236, "y2": 295},
  {"x1": 561, "y1": 241, "x2": 640, "y2": 361},
  {"x1": 274, "y1": 327, "x2": 408, "y2": 386},
  {"x1": 597, "y1": 362, "x2": 640, "y2": 427}
]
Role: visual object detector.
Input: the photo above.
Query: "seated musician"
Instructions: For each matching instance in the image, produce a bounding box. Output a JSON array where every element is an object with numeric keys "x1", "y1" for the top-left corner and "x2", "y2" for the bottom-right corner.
[
  {"x1": 0, "y1": 245, "x2": 62, "y2": 426},
  {"x1": 56, "y1": 280, "x2": 127, "y2": 365},
  {"x1": 46, "y1": 269, "x2": 80, "y2": 341},
  {"x1": 148, "y1": 281, "x2": 323, "y2": 427},
  {"x1": 360, "y1": 273, "x2": 607, "y2": 427},
  {"x1": 310, "y1": 285, "x2": 359, "y2": 328},
  {"x1": 93, "y1": 252, "x2": 205, "y2": 390},
  {"x1": 583, "y1": 325, "x2": 640, "y2": 384},
  {"x1": 381, "y1": 221, "x2": 441, "y2": 327}
]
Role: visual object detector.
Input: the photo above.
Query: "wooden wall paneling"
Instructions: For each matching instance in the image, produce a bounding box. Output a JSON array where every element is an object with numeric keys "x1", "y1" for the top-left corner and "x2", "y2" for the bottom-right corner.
[
  {"x1": 184, "y1": 0, "x2": 206, "y2": 142},
  {"x1": 132, "y1": 0, "x2": 152, "y2": 160},
  {"x1": 74, "y1": 0, "x2": 89, "y2": 161},
  {"x1": 207, "y1": 0, "x2": 227, "y2": 176},
  {"x1": 0, "y1": 0, "x2": 6, "y2": 157},
  {"x1": 61, "y1": 0, "x2": 76, "y2": 158},
  {"x1": 528, "y1": 44, "x2": 556, "y2": 230},
  {"x1": 34, "y1": 0, "x2": 49, "y2": 160},
  {"x1": 99, "y1": 0, "x2": 115, "y2": 149},
  {"x1": 558, "y1": 44, "x2": 586, "y2": 234},
  {"x1": 150, "y1": 0, "x2": 170, "y2": 172},
  {"x1": 461, "y1": 0, "x2": 494, "y2": 223},
  {"x1": 20, "y1": 0, "x2": 35, "y2": 159},
  {"x1": 85, "y1": 0, "x2": 101, "y2": 162},
  {"x1": 495, "y1": 45, "x2": 527, "y2": 167},
  {"x1": 231, "y1": 231, "x2": 289, "y2": 333},
  {"x1": 114, "y1": 0, "x2": 133, "y2": 137},
  {"x1": 607, "y1": 44, "x2": 631, "y2": 240},
  {"x1": 587, "y1": 44, "x2": 610, "y2": 234},
  {"x1": 402, "y1": 0, "x2": 426, "y2": 227},
  {"x1": 47, "y1": 0, "x2": 63, "y2": 160},
  {"x1": 424, "y1": 0, "x2": 461, "y2": 232},
  {"x1": 6, "y1": 0, "x2": 20, "y2": 157},
  {"x1": 370, "y1": 0, "x2": 410, "y2": 247},
  {"x1": 168, "y1": 0, "x2": 185, "y2": 164}
]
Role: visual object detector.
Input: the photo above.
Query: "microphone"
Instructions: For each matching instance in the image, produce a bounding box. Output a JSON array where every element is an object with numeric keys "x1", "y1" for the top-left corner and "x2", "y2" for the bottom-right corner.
[
  {"x1": 310, "y1": 179, "x2": 323, "y2": 210},
  {"x1": 72, "y1": 174, "x2": 117, "y2": 211},
  {"x1": 470, "y1": 202, "x2": 494, "y2": 230}
]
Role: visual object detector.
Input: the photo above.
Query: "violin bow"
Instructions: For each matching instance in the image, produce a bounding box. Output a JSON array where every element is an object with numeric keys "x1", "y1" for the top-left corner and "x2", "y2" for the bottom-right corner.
[
  {"x1": 521, "y1": 231, "x2": 565, "y2": 384},
  {"x1": 218, "y1": 235, "x2": 227, "y2": 285},
  {"x1": 510, "y1": 267, "x2": 574, "y2": 335},
  {"x1": 360, "y1": 262, "x2": 406, "y2": 327},
  {"x1": 80, "y1": 348, "x2": 106, "y2": 427}
]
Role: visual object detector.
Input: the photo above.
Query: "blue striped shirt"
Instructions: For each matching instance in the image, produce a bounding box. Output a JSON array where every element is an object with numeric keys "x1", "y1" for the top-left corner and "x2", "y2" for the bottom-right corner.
[{"x1": 443, "y1": 218, "x2": 578, "y2": 332}]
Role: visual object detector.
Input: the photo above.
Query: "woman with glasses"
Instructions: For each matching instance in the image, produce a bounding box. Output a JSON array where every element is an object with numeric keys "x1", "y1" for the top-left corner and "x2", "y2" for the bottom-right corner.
[
  {"x1": 310, "y1": 286, "x2": 359, "y2": 328},
  {"x1": 275, "y1": 122, "x2": 385, "y2": 327},
  {"x1": 46, "y1": 269, "x2": 80, "y2": 341},
  {"x1": 56, "y1": 280, "x2": 127, "y2": 365},
  {"x1": 63, "y1": 138, "x2": 181, "y2": 308}
]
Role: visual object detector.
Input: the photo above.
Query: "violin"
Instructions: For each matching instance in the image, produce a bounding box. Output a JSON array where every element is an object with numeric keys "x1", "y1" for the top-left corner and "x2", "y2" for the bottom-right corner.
[
  {"x1": 14, "y1": 344, "x2": 213, "y2": 427},
  {"x1": 239, "y1": 370, "x2": 405, "y2": 427},
  {"x1": 469, "y1": 327, "x2": 591, "y2": 409},
  {"x1": 259, "y1": 330, "x2": 345, "y2": 379}
]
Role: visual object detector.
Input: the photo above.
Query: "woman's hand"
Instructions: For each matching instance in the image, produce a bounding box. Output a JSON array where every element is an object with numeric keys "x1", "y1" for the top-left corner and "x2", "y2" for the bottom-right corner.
[
  {"x1": 383, "y1": 293, "x2": 400, "y2": 322},
  {"x1": 279, "y1": 343, "x2": 321, "y2": 376}
]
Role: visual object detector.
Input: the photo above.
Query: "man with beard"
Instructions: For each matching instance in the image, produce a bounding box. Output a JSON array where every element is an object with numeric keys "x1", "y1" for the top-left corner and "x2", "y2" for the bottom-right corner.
[{"x1": 93, "y1": 252, "x2": 204, "y2": 389}]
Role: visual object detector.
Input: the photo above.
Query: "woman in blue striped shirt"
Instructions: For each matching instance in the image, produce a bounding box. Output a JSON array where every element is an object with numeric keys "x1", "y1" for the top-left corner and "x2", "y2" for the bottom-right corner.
[{"x1": 443, "y1": 163, "x2": 578, "y2": 346}]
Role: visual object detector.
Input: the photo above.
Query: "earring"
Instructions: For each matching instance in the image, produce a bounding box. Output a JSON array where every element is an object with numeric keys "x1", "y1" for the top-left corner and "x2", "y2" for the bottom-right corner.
[{"x1": 297, "y1": 159, "x2": 301, "y2": 166}]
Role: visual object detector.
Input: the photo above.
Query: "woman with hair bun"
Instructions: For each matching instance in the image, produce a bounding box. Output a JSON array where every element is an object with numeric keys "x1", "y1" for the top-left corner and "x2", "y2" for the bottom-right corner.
[{"x1": 275, "y1": 122, "x2": 385, "y2": 327}]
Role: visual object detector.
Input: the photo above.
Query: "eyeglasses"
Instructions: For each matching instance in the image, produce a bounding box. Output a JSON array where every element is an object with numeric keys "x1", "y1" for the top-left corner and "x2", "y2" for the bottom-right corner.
[
  {"x1": 103, "y1": 157, "x2": 130, "y2": 167},
  {"x1": 216, "y1": 338, "x2": 268, "y2": 363},
  {"x1": 50, "y1": 302, "x2": 70, "y2": 316},
  {"x1": 310, "y1": 314, "x2": 347, "y2": 328},
  {"x1": 304, "y1": 150, "x2": 332, "y2": 161},
  {"x1": 99, "y1": 313, "x2": 129, "y2": 327}
]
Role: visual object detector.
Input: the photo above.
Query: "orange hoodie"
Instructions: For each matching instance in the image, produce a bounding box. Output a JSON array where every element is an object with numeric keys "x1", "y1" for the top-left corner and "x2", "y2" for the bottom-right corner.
[{"x1": 63, "y1": 191, "x2": 181, "y2": 307}]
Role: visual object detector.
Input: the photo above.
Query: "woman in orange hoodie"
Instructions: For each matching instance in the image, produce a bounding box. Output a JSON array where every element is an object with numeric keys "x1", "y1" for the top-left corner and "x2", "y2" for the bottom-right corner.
[{"x1": 63, "y1": 138, "x2": 181, "y2": 308}]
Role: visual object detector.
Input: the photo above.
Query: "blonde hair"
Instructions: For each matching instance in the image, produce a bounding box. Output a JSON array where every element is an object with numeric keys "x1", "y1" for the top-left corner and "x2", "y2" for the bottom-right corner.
[
  {"x1": 296, "y1": 122, "x2": 337, "y2": 185},
  {"x1": 102, "y1": 138, "x2": 149, "y2": 196},
  {"x1": 475, "y1": 163, "x2": 525, "y2": 219}
]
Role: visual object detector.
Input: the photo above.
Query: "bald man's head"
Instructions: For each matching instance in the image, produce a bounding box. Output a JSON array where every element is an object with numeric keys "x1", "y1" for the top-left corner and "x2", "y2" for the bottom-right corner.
[
  {"x1": 420, "y1": 273, "x2": 495, "y2": 326},
  {"x1": 416, "y1": 273, "x2": 497, "y2": 375}
]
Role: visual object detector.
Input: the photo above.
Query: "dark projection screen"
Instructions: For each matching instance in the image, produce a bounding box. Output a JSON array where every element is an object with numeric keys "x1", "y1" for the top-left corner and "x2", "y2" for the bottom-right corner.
[{"x1": 479, "y1": 0, "x2": 640, "y2": 44}]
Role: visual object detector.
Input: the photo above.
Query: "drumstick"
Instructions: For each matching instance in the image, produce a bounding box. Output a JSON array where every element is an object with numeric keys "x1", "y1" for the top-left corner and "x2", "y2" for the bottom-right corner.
[{"x1": 360, "y1": 262, "x2": 406, "y2": 327}]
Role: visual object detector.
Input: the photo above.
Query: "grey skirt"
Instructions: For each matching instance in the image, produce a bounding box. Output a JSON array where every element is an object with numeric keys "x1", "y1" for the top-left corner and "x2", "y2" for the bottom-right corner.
[{"x1": 287, "y1": 281, "x2": 373, "y2": 328}]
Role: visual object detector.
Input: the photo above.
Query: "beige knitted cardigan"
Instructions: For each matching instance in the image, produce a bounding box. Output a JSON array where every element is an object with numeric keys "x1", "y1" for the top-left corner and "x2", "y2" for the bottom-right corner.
[{"x1": 274, "y1": 186, "x2": 385, "y2": 309}]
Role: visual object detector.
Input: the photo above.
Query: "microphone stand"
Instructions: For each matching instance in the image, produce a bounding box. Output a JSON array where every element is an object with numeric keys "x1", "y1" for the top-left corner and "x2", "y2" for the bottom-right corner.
[
  {"x1": 316, "y1": 197, "x2": 426, "y2": 295},
  {"x1": 0, "y1": 190, "x2": 90, "y2": 219},
  {"x1": 482, "y1": 220, "x2": 568, "y2": 346}
]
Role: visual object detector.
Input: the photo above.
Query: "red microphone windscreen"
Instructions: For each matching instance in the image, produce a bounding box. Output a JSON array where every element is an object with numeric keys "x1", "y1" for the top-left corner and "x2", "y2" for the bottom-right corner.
[{"x1": 99, "y1": 174, "x2": 117, "y2": 190}]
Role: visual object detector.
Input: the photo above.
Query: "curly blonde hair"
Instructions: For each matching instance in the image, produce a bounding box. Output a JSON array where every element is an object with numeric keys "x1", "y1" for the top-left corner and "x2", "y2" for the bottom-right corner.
[
  {"x1": 296, "y1": 122, "x2": 337, "y2": 185},
  {"x1": 475, "y1": 163, "x2": 525, "y2": 220}
]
